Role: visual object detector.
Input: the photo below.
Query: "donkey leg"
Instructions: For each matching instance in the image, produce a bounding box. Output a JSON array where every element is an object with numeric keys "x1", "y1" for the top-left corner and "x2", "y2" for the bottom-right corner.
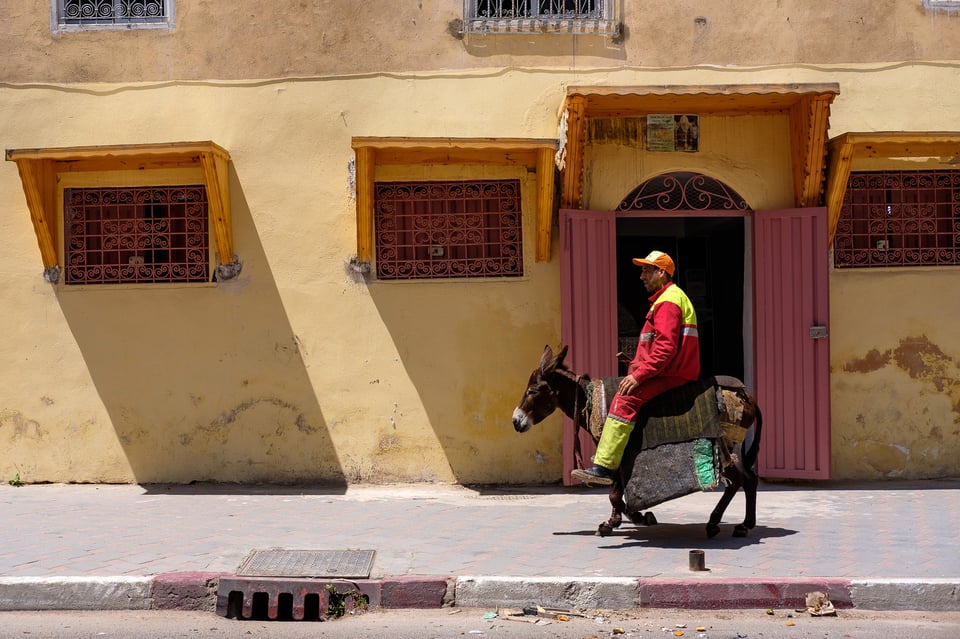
[
  {"x1": 732, "y1": 469, "x2": 759, "y2": 537},
  {"x1": 706, "y1": 474, "x2": 741, "y2": 538},
  {"x1": 597, "y1": 480, "x2": 625, "y2": 537}
]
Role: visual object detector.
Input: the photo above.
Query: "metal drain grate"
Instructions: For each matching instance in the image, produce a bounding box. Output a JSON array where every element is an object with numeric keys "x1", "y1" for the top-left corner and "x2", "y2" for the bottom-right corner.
[{"x1": 236, "y1": 549, "x2": 376, "y2": 578}]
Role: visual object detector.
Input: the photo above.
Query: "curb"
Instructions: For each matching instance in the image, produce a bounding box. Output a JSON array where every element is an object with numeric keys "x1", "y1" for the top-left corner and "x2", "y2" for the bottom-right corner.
[
  {"x1": 0, "y1": 576, "x2": 153, "y2": 611},
  {"x1": 0, "y1": 575, "x2": 957, "y2": 613}
]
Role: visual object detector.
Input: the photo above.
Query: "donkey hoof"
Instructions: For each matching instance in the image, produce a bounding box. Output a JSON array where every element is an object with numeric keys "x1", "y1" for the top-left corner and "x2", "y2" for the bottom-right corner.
[
  {"x1": 706, "y1": 523, "x2": 721, "y2": 538},
  {"x1": 733, "y1": 524, "x2": 749, "y2": 537},
  {"x1": 643, "y1": 512, "x2": 658, "y2": 526},
  {"x1": 597, "y1": 523, "x2": 614, "y2": 537}
]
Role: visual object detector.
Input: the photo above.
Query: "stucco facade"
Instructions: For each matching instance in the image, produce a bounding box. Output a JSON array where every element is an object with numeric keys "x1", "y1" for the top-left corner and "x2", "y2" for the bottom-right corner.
[{"x1": 2, "y1": 1, "x2": 959, "y2": 484}]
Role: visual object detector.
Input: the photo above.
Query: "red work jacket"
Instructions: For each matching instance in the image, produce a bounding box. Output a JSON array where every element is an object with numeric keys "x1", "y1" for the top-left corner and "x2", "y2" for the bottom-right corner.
[{"x1": 627, "y1": 281, "x2": 700, "y2": 385}]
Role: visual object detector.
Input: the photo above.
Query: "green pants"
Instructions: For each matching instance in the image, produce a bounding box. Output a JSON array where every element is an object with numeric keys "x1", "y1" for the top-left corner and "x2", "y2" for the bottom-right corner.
[{"x1": 593, "y1": 415, "x2": 634, "y2": 470}]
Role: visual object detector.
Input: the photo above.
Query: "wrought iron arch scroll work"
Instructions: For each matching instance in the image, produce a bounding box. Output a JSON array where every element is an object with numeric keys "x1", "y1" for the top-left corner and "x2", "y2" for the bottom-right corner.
[{"x1": 617, "y1": 172, "x2": 749, "y2": 211}]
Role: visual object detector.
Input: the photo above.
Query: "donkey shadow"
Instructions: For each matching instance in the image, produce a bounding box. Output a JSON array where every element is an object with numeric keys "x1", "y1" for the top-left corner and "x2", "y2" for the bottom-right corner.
[{"x1": 554, "y1": 522, "x2": 796, "y2": 550}]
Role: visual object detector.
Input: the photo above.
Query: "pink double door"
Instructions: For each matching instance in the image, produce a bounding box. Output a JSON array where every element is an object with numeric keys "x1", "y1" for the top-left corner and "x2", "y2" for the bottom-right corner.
[{"x1": 559, "y1": 207, "x2": 831, "y2": 484}]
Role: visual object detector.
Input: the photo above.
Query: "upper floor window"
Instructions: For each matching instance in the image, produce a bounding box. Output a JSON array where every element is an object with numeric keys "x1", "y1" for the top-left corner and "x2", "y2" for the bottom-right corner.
[
  {"x1": 474, "y1": 0, "x2": 600, "y2": 18},
  {"x1": 462, "y1": 0, "x2": 619, "y2": 36},
  {"x1": 922, "y1": 0, "x2": 960, "y2": 12},
  {"x1": 374, "y1": 180, "x2": 524, "y2": 280},
  {"x1": 55, "y1": 1, "x2": 173, "y2": 31},
  {"x1": 833, "y1": 170, "x2": 960, "y2": 269}
]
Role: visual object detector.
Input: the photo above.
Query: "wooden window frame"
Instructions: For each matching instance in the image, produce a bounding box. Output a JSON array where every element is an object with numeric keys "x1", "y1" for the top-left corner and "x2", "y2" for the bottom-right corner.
[
  {"x1": 5, "y1": 141, "x2": 235, "y2": 284},
  {"x1": 826, "y1": 132, "x2": 960, "y2": 245},
  {"x1": 351, "y1": 137, "x2": 557, "y2": 264}
]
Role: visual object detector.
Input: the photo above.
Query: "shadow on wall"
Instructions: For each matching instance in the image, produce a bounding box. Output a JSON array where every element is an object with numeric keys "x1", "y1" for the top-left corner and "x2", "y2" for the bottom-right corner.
[
  {"x1": 367, "y1": 273, "x2": 562, "y2": 484},
  {"x1": 54, "y1": 166, "x2": 346, "y2": 487}
]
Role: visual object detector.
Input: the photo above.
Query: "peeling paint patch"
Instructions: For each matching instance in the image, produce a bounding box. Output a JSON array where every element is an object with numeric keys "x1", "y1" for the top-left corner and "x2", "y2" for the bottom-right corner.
[
  {"x1": 295, "y1": 414, "x2": 318, "y2": 434},
  {"x1": 843, "y1": 335, "x2": 960, "y2": 415},
  {"x1": 208, "y1": 397, "x2": 313, "y2": 434},
  {"x1": 842, "y1": 348, "x2": 890, "y2": 373},
  {"x1": 893, "y1": 335, "x2": 957, "y2": 392},
  {"x1": 0, "y1": 409, "x2": 43, "y2": 439},
  {"x1": 378, "y1": 434, "x2": 400, "y2": 452}
]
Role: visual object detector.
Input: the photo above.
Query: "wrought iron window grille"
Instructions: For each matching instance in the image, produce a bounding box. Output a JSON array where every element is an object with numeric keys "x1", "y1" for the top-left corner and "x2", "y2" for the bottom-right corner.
[
  {"x1": 462, "y1": 0, "x2": 620, "y2": 37},
  {"x1": 923, "y1": 0, "x2": 960, "y2": 13},
  {"x1": 834, "y1": 170, "x2": 960, "y2": 269},
  {"x1": 64, "y1": 185, "x2": 210, "y2": 284},
  {"x1": 374, "y1": 180, "x2": 524, "y2": 280},
  {"x1": 55, "y1": 1, "x2": 173, "y2": 31}
]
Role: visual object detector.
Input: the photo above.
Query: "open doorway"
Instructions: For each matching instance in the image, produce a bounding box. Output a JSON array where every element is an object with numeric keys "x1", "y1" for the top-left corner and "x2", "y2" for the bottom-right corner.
[{"x1": 615, "y1": 215, "x2": 745, "y2": 380}]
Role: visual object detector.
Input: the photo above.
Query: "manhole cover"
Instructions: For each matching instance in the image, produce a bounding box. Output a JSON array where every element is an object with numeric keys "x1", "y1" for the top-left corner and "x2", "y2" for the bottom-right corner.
[{"x1": 236, "y1": 549, "x2": 376, "y2": 578}]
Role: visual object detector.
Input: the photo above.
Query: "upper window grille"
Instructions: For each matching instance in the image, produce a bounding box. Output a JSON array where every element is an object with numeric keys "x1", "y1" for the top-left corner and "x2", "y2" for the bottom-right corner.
[
  {"x1": 64, "y1": 185, "x2": 210, "y2": 284},
  {"x1": 475, "y1": 0, "x2": 600, "y2": 18},
  {"x1": 56, "y1": 1, "x2": 172, "y2": 30},
  {"x1": 462, "y1": 0, "x2": 619, "y2": 36},
  {"x1": 374, "y1": 180, "x2": 524, "y2": 280},
  {"x1": 833, "y1": 170, "x2": 960, "y2": 269},
  {"x1": 923, "y1": 1, "x2": 960, "y2": 13}
]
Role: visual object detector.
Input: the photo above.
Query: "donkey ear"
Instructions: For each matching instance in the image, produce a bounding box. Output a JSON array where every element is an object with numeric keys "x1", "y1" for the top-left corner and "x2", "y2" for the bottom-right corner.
[
  {"x1": 539, "y1": 344, "x2": 555, "y2": 374},
  {"x1": 556, "y1": 345, "x2": 569, "y2": 367}
]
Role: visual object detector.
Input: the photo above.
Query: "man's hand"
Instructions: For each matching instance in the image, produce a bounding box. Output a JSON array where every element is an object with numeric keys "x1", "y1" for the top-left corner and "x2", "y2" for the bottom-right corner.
[{"x1": 617, "y1": 374, "x2": 639, "y2": 396}]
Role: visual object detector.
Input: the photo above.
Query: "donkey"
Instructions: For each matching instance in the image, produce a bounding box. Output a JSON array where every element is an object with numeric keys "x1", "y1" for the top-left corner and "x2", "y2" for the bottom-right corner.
[{"x1": 512, "y1": 345, "x2": 763, "y2": 538}]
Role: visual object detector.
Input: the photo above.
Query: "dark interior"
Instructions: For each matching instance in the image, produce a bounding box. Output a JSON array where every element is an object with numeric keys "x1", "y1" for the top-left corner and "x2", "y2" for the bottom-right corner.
[{"x1": 615, "y1": 216, "x2": 745, "y2": 380}]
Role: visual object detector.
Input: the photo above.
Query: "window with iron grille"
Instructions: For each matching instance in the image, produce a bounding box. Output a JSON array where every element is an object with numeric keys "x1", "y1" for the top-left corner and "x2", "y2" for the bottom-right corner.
[
  {"x1": 833, "y1": 170, "x2": 960, "y2": 268},
  {"x1": 64, "y1": 185, "x2": 210, "y2": 284},
  {"x1": 374, "y1": 180, "x2": 524, "y2": 280},
  {"x1": 462, "y1": 0, "x2": 619, "y2": 36},
  {"x1": 55, "y1": 1, "x2": 172, "y2": 30},
  {"x1": 473, "y1": 0, "x2": 600, "y2": 18}
]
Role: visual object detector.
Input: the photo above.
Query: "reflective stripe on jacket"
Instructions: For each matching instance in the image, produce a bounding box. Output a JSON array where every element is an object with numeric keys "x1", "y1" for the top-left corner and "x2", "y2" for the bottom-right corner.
[{"x1": 627, "y1": 281, "x2": 700, "y2": 384}]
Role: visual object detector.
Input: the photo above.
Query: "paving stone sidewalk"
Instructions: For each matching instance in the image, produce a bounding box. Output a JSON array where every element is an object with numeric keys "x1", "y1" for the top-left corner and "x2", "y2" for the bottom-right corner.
[{"x1": 0, "y1": 479, "x2": 957, "y2": 611}]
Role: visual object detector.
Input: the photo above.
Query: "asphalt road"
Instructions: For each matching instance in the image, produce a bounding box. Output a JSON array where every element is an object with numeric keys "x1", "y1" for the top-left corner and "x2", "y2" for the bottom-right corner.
[{"x1": 1, "y1": 608, "x2": 959, "y2": 639}]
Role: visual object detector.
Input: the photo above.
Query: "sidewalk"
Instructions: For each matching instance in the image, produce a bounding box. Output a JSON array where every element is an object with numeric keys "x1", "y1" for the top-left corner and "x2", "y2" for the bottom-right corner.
[{"x1": 0, "y1": 479, "x2": 958, "y2": 613}]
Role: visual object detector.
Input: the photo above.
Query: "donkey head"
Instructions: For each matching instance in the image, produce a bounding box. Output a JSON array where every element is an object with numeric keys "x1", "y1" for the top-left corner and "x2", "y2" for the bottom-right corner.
[{"x1": 512, "y1": 345, "x2": 569, "y2": 433}]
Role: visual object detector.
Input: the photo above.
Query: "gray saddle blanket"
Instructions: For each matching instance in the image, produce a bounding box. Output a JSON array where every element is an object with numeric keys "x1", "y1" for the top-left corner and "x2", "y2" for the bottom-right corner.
[
  {"x1": 585, "y1": 377, "x2": 723, "y2": 448},
  {"x1": 583, "y1": 376, "x2": 750, "y2": 512}
]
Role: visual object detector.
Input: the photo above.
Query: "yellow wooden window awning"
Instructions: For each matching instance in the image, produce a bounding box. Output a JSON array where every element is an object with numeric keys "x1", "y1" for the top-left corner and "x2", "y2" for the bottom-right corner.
[
  {"x1": 351, "y1": 137, "x2": 558, "y2": 263},
  {"x1": 558, "y1": 83, "x2": 840, "y2": 212},
  {"x1": 826, "y1": 131, "x2": 960, "y2": 244},
  {"x1": 5, "y1": 141, "x2": 234, "y2": 280}
]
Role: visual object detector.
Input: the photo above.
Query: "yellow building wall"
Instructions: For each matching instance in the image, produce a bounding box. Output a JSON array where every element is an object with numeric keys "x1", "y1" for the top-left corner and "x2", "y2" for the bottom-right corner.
[
  {"x1": 831, "y1": 270, "x2": 960, "y2": 479},
  {"x1": 3, "y1": 60, "x2": 960, "y2": 483},
  {"x1": 0, "y1": 74, "x2": 564, "y2": 485},
  {"x1": 8, "y1": 1, "x2": 960, "y2": 83},
  {"x1": 583, "y1": 114, "x2": 794, "y2": 211},
  {"x1": 825, "y1": 65, "x2": 960, "y2": 479}
]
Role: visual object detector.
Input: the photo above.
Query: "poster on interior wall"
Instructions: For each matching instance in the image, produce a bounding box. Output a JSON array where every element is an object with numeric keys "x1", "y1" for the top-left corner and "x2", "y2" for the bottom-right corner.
[{"x1": 646, "y1": 114, "x2": 699, "y2": 152}]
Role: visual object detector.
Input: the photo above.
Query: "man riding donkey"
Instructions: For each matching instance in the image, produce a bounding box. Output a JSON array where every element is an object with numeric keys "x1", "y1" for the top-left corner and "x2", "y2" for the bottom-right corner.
[{"x1": 571, "y1": 250, "x2": 701, "y2": 486}]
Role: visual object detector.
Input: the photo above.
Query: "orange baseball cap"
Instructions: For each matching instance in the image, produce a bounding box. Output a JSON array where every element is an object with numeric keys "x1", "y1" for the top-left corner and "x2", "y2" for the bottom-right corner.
[{"x1": 631, "y1": 250, "x2": 675, "y2": 276}]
